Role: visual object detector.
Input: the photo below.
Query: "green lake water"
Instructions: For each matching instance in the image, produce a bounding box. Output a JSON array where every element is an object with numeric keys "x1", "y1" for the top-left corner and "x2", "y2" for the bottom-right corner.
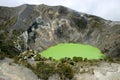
[{"x1": 40, "y1": 43, "x2": 105, "y2": 60}]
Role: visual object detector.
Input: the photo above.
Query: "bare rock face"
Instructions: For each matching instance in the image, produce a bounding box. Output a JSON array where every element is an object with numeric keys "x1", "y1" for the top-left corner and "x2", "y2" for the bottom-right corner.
[
  {"x1": 26, "y1": 5, "x2": 120, "y2": 57},
  {"x1": 0, "y1": 4, "x2": 120, "y2": 57},
  {"x1": 0, "y1": 58, "x2": 38, "y2": 80},
  {"x1": 73, "y1": 62, "x2": 120, "y2": 80}
]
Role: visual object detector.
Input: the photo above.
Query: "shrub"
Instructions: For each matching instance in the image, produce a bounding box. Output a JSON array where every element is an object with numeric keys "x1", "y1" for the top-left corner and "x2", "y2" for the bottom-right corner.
[
  {"x1": 12, "y1": 30, "x2": 20, "y2": 36},
  {"x1": 57, "y1": 63, "x2": 74, "y2": 79},
  {"x1": 73, "y1": 56, "x2": 83, "y2": 62},
  {"x1": 60, "y1": 57, "x2": 75, "y2": 66},
  {"x1": 34, "y1": 61, "x2": 55, "y2": 80},
  {"x1": 5, "y1": 16, "x2": 17, "y2": 27},
  {"x1": 34, "y1": 54, "x2": 47, "y2": 61},
  {"x1": 0, "y1": 51, "x2": 5, "y2": 60}
]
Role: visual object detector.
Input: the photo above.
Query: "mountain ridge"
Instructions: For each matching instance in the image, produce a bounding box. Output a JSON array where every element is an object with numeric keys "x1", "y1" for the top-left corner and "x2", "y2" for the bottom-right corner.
[{"x1": 0, "y1": 4, "x2": 120, "y2": 57}]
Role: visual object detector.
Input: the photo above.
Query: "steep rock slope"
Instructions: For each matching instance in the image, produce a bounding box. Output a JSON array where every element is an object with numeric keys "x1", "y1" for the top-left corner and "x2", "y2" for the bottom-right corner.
[
  {"x1": 0, "y1": 4, "x2": 120, "y2": 57},
  {"x1": 0, "y1": 58, "x2": 38, "y2": 80}
]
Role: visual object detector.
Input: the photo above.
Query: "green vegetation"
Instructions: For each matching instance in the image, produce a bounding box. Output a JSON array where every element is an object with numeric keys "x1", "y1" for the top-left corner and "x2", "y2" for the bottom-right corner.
[
  {"x1": 0, "y1": 22, "x2": 3, "y2": 30},
  {"x1": 0, "y1": 40, "x2": 19, "y2": 58},
  {"x1": 0, "y1": 50, "x2": 5, "y2": 60},
  {"x1": 33, "y1": 10, "x2": 40, "y2": 17},
  {"x1": 0, "y1": 16, "x2": 17, "y2": 32},
  {"x1": 12, "y1": 29, "x2": 21, "y2": 36},
  {"x1": 57, "y1": 62, "x2": 74, "y2": 79},
  {"x1": 73, "y1": 56, "x2": 83, "y2": 62},
  {"x1": 40, "y1": 43, "x2": 106, "y2": 60},
  {"x1": 33, "y1": 61, "x2": 74, "y2": 80},
  {"x1": 5, "y1": 16, "x2": 17, "y2": 27},
  {"x1": 68, "y1": 14, "x2": 87, "y2": 31},
  {"x1": 34, "y1": 61, "x2": 55, "y2": 80}
]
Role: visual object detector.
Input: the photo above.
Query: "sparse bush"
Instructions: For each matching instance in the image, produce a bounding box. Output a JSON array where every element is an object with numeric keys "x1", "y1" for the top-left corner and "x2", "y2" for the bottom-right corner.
[
  {"x1": 73, "y1": 56, "x2": 83, "y2": 62},
  {"x1": 57, "y1": 63, "x2": 74, "y2": 79},
  {"x1": 34, "y1": 54, "x2": 47, "y2": 61},
  {"x1": 60, "y1": 57, "x2": 75, "y2": 66},
  {"x1": 0, "y1": 22, "x2": 3, "y2": 30},
  {"x1": 0, "y1": 51, "x2": 5, "y2": 60},
  {"x1": 105, "y1": 57, "x2": 114, "y2": 62},
  {"x1": 71, "y1": 16, "x2": 87, "y2": 31},
  {"x1": 83, "y1": 58, "x2": 88, "y2": 62},
  {"x1": 0, "y1": 44, "x2": 19, "y2": 58},
  {"x1": 34, "y1": 61, "x2": 55, "y2": 80},
  {"x1": 12, "y1": 29, "x2": 20, "y2": 36},
  {"x1": 5, "y1": 16, "x2": 17, "y2": 27}
]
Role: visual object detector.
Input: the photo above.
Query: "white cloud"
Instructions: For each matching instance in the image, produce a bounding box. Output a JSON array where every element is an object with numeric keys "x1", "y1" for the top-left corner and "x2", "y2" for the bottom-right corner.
[{"x1": 0, "y1": 0, "x2": 120, "y2": 21}]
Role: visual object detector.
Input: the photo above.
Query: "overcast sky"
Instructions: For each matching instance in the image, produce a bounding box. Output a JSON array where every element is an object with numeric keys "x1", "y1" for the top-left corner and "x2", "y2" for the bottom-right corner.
[{"x1": 0, "y1": 0, "x2": 120, "y2": 21}]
